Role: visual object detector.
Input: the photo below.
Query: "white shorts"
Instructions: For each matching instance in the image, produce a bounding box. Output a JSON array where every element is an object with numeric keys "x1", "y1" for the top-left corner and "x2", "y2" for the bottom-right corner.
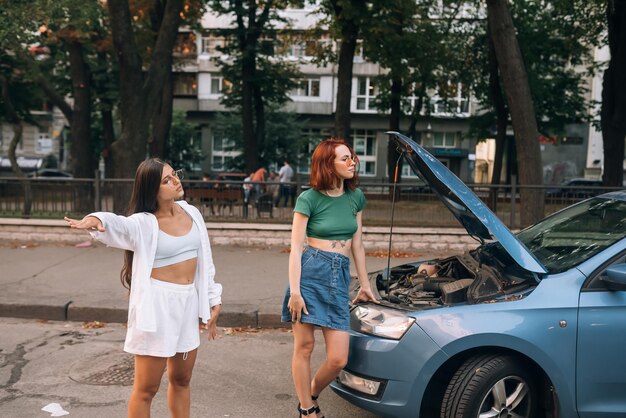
[{"x1": 124, "y1": 278, "x2": 200, "y2": 357}]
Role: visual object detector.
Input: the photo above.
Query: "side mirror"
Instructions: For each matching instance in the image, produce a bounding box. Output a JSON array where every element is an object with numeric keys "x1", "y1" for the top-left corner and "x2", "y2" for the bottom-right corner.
[{"x1": 601, "y1": 263, "x2": 626, "y2": 291}]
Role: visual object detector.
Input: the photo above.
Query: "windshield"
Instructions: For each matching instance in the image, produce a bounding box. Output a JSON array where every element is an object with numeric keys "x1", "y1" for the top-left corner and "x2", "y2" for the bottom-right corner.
[{"x1": 517, "y1": 197, "x2": 626, "y2": 273}]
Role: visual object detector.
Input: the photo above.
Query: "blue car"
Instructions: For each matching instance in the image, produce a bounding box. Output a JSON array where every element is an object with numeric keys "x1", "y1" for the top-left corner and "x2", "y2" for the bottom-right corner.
[{"x1": 331, "y1": 132, "x2": 626, "y2": 418}]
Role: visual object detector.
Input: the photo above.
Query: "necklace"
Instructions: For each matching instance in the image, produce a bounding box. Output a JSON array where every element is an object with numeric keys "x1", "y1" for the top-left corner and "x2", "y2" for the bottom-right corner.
[{"x1": 323, "y1": 188, "x2": 344, "y2": 197}]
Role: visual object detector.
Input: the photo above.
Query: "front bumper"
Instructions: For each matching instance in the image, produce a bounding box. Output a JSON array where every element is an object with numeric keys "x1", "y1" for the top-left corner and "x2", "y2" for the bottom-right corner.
[{"x1": 330, "y1": 323, "x2": 447, "y2": 418}]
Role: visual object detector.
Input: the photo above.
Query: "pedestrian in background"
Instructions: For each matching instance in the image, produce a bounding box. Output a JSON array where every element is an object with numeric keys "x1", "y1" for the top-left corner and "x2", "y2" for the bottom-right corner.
[
  {"x1": 275, "y1": 159, "x2": 295, "y2": 207},
  {"x1": 281, "y1": 138, "x2": 378, "y2": 417},
  {"x1": 64, "y1": 158, "x2": 222, "y2": 418},
  {"x1": 250, "y1": 167, "x2": 267, "y2": 198}
]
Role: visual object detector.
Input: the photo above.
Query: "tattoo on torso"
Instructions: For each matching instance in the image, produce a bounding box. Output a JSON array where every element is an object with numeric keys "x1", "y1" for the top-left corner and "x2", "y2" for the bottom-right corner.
[{"x1": 331, "y1": 240, "x2": 347, "y2": 249}]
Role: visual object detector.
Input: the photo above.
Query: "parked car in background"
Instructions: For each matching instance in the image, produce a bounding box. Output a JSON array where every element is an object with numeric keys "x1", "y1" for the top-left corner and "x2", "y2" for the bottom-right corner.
[
  {"x1": 545, "y1": 178, "x2": 603, "y2": 199},
  {"x1": 331, "y1": 132, "x2": 626, "y2": 418},
  {"x1": 28, "y1": 168, "x2": 73, "y2": 178}
]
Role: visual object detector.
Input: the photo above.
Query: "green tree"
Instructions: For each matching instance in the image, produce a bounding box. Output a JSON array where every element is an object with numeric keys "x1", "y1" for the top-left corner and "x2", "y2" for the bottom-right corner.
[
  {"x1": 461, "y1": 0, "x2": 605, "y2": 219},
  {"x1": 315, "y1": 0, "x2": 371, "y2": 143},
  {"x1": 207, "y1": 0, "x2": 300, "y2": 172},
  {"x1": 106, "y1": 0, "x2": 185, "y2": 183},
  {"x1": 364, "y1": 0, "x2": 469, "y2": 184},
  {"x1": 212, "y1": 109, "x2": 307, "y2": 171},
  {"x1": 166, "y1": 110, "x2": 205, "y2": 171},
  {"x1": 486, "y1": 0, "x2": 544, "y2": 225}
]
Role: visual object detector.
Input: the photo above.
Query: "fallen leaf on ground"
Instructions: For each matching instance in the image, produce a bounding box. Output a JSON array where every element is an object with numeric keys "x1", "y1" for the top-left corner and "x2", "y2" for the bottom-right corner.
[
  {"x1": 223, "y1": 327, "x2": 261, "y2": 335},
  {"x1": 82, "y1": 321, "x2": 107, "y2": 329},
  {"x1": 366, "y1": 250, "x2": 425, "y2": 258}
]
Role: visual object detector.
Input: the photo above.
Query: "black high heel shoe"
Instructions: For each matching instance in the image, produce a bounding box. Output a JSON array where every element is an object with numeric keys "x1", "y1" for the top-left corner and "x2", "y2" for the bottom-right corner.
[
  {"x1": 311, "y1": 395, "x2": 325, "y2": 418},
  {"x1": 297, "y1": 403, "x2": 319, "y2": 417}
]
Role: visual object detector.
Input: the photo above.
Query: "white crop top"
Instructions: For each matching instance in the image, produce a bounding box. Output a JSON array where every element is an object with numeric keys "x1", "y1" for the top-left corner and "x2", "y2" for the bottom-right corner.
[{"x1": 153, "y1": 221, "x2": 201, "y2": 268}]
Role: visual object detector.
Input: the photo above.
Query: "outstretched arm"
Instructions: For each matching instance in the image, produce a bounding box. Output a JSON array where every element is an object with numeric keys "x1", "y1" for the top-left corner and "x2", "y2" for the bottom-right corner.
[
  {"x1": 64, "y1": 215, "x2": 105, "y2": 232},
  {"x1": 64, "y1": 212, "x2": 141, "y2": 251}
]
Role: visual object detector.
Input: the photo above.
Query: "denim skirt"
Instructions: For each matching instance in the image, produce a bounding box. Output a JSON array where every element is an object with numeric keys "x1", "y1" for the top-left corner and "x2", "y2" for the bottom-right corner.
[{"x1": 281, "y1": 246, "x2": 351, "y2": 331}]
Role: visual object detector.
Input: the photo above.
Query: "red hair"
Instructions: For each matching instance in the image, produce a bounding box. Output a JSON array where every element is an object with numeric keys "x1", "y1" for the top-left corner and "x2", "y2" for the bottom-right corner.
[{"x1": 309, "y1": 138, "x2": 359, "y2": 191}]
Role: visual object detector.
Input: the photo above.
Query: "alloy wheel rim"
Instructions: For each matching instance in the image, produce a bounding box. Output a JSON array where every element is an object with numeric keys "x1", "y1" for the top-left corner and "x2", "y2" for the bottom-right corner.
[{"x1": 477, "y1": 376, "x2": 531, "y2": 418}]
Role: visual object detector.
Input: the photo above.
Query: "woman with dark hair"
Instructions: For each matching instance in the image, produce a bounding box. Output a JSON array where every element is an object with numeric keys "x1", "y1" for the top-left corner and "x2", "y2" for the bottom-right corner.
[
  {"x1": 64, "y1": 158, "x2": 222, "y2": 418},
  {"x1": 281, "y1": 138, "x2": 378, "y2": 417}
]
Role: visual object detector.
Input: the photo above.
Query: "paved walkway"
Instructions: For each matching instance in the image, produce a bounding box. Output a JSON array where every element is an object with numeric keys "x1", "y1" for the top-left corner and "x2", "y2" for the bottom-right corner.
[{"x1": 0, "y1": 240, "x2": 442, "y2": 327}]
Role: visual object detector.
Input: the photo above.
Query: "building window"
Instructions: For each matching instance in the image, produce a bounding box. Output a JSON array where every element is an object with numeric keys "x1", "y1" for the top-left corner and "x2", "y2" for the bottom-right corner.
[
  {"x1": 290, "y1": 78, "x2": 320, "y2": 97},
  {"x1": 297, "y1": 128, "x2": 330, "y2": 174},
  {"x1": 173, "y1": 73, "x2": 197, "y2": 96},
  {"x1": 211, "y1": 136, "x2": 241, "y2": 171},
  {"x1": 430, "y1": 82, "x2": 470, "y2": 115},
  {"x1": 173, "y1": 32, "x2": 197, "y2": 57},
  {"x1": 209, "y1": 75, "x2": 231, "y2": 95},
  {"x1": 433, "y1": 132, "x2": 456, "y2": 148},
  {"x1": 356, "y1": 77, "x2": 378, "y2": 111},
  {"x1": 353, "y1": 129, "x2": 376, "y2": 176},
  {"x1": 401, "y1": 165, "x2": 418, "y2": 178},
  {"x1": 201, "y1": 35, "x2": 227, "y2": 55}
]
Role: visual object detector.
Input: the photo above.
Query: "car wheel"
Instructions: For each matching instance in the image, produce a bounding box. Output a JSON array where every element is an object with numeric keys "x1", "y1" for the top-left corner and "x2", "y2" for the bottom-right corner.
[{"x1": 440, "y1": 354, "x2": 537, "y2": 418}]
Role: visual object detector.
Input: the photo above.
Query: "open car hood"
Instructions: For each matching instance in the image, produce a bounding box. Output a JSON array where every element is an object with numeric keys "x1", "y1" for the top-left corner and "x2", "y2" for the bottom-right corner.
[{"x1": 388, "y1": 131, "x2": 547, "y2": 274}]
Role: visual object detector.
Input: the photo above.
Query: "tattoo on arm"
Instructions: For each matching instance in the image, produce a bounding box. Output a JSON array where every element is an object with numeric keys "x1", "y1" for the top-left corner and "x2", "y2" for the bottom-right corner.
[{"x1": 331, "y1": 240, "x2": 347, "y2": 249}]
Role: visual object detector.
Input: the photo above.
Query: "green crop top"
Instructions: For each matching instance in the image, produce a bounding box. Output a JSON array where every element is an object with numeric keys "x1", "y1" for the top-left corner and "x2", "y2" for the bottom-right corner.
[{"x1": 294, "y1": 188, "x2": 367, "y2": 241}]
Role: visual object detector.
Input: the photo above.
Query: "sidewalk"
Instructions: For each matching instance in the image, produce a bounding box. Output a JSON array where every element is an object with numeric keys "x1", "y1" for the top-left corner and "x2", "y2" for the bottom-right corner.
[{"x1": 0, "y1": 241, "x2": 443, "y2": 327}]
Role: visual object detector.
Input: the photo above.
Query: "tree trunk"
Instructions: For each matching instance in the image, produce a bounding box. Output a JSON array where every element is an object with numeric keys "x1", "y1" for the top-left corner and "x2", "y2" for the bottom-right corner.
[
  {"x1": 331, "y1": 0, "x2": 359, "y2": 145},
  {"x1": 0, "y1": 75, "x2": 32, "y2": 216},
  {"x1": 101, "y1": 105, "x2": 116, "y2": 179},
  {"x1": 241, "y1": 53, "x2": 259, "y2": 171},
  {"x1": 487, "y1": 0, "x2": 544, "y2": 226},
  {"x1": 601, "y1": 0, "x2": 626, "y2": 187},
  {"x1": 107, "y1": 0, "x2": 183, "y2": 183},
  {"x1": 149, "y1": 71, "x2": 174, "y2": 158},
  {"x1": 66, "y1": 40, "x2": 94, "y2": 179},
  {"x1": 254, "y1": 83, "x2": 266, "y2": 165},
  {"x1": 388, "y1": 76, "x2": 403, "y2": 198},
  {"x1": 487, "y1": 22, "x2": 509, "y2": 211}
]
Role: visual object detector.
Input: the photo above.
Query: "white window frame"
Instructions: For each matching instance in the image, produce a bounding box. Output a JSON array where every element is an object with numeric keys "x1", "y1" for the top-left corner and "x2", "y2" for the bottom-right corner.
[
  {"x1": 209, "y1": 75, "x2": 231, "y2": 95},
  {"x1": 353, "y1": 129, "x2": 377, "y2": 176},
  {"x1": 211, "y1": 136, "x2": 241, "y2": 171},
  {"x1": 201, "y1": 35, "x2": 226, "y2": 55},
  {"x1": 433, "y1": 132, "x2": 456, "y2": 148},
  {"x1": 290, "y1": 78, "x2": 320, "y2": 97},
  {"x1": 430, "y1": 82, "x2": 470, "y2": 116},
  {"x1": 355, "y1": 77, "x2": 377, "y2": 112}
]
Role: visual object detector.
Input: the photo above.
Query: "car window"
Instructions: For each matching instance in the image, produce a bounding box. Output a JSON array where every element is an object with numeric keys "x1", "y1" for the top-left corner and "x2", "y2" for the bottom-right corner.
[
  {"x1": 585, "y1": 253, "x2": 626, "y2": 290},
  {"x1": 517, "y1": 197, "x2": 626, "y2": 273}
]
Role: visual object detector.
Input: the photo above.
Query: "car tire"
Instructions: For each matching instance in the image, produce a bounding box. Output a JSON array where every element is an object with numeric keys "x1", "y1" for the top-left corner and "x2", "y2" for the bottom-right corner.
[{"x1": 440, "y1": 354, "x2": 537, "y2": 418}]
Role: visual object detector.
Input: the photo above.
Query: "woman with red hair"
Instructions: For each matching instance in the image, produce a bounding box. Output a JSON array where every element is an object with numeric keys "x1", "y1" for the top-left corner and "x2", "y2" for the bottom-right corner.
[{"x1": 281, "y1": 138, "x2": 378, "y2": 417}]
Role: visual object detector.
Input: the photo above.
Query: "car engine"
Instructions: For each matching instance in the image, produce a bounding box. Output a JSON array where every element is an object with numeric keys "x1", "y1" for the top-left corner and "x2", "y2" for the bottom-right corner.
[{"x1": 368, "y1": 248, "x2": 536, "y2": 309}]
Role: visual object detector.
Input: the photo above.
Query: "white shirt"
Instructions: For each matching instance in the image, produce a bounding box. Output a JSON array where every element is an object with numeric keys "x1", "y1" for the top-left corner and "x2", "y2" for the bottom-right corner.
[
  {"x1": 278, "y1": 164, "x2": 294, "y2": 183},
  {"x1": 89, "y1": 200, "x2": 222, "y2": 332}
]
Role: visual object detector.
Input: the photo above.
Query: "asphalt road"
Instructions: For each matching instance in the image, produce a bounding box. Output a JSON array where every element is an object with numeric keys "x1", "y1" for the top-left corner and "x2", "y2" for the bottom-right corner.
[{"x1": 0, "y1": 317, "x2": 382, "y2": 418}]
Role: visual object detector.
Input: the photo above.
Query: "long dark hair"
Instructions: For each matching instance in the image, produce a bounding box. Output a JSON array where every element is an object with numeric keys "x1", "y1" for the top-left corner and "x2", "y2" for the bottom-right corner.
[{"x1": 120, "y1": 158, "x2": 165, "y2": 289}]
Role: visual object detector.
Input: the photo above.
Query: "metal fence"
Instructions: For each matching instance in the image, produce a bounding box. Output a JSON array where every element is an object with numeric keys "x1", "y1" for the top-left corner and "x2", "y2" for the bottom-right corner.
[{"x1": 0, "y1": 176, "x2": 622, "y2": 229}]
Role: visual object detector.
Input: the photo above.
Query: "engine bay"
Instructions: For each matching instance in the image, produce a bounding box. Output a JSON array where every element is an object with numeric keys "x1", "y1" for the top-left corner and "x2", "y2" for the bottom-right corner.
[{"x1": 368, "y1": 246, "x2": 538, "y2": 309}]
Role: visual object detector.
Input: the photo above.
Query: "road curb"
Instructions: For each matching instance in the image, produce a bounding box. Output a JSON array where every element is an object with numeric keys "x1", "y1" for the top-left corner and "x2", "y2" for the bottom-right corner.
[{"x1": 0, "y1": 302, "x2": 284, "y2": 328}]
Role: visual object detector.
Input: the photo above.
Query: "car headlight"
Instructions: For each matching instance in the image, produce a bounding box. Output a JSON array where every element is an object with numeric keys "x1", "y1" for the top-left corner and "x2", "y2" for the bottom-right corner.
[{"x1": 351, "y1": 305, "x2": 415, "y2": 340}]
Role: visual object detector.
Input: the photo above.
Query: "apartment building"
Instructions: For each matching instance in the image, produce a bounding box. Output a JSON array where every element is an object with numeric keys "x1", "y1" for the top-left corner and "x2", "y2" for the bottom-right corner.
[{"x1": 171, "y1": 7, "x2": 478, "y2": 182}]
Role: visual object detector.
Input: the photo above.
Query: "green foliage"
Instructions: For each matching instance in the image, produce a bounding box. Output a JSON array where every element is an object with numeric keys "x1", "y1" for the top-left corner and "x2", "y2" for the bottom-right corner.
[
  {"x1": 468, "y1": 0, "x2": 606, "y2": 138},
  {"x1": 208, "y1": 0, "x2": 300, "y2": 110},
  {"x1": 212, "y1": 109, "x2": 308, "y2": 170},
  {"x1": 166, "y1": 110, "x2": 206, "y2": 171}
]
